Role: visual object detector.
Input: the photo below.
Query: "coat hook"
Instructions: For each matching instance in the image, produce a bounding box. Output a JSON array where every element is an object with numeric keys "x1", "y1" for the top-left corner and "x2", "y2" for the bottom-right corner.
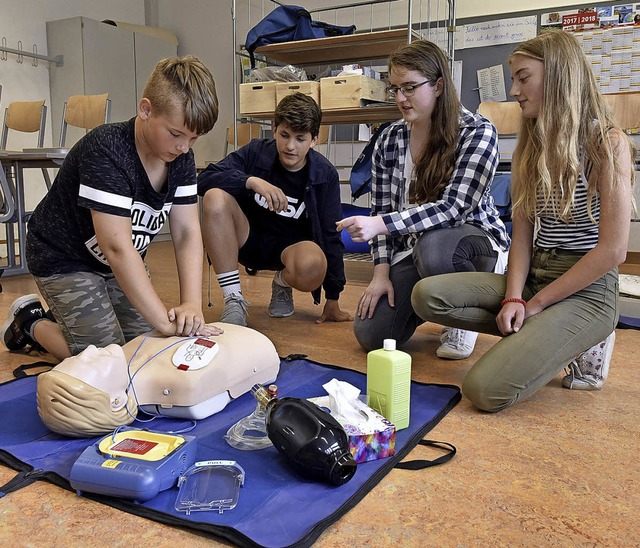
[
  {"x1": 1, "y1": 37, "x2": 7, "y2": 61},
  {"x1": 32, "y1": 44, "x2": 38, "y2": 67},
  {"x1": 16, "y1": 40, "x2": 23, "y2": 64}
]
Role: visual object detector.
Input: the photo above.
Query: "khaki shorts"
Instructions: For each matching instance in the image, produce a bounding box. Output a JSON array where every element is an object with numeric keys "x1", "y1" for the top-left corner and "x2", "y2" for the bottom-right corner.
[{"x1": 35, "y1": 270, "x2": 153, "y2": 355}]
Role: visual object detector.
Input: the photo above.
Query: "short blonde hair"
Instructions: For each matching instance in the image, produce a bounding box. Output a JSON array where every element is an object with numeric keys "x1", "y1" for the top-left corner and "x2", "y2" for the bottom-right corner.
[
  {"x1": 37, "y1": 370, "x2": 137, "y2": 438},
  {"x1": 143, "y1": 55, "x2": 219, "y2": 135}
]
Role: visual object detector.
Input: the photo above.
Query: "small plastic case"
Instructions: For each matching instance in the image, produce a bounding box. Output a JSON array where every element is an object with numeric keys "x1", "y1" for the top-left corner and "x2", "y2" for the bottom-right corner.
[{"x1": 174, "y1": 460, "x2": 245, "y2": 515}]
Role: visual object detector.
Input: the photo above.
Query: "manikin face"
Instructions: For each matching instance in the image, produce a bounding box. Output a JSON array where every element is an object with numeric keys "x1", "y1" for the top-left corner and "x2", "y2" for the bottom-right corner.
[
  {"x1": 136, "y1": 98, "x2": 200, "y2": 163},
  {"x1": 509, "y1": 55, "x2": 545, "y2": 118},
  {"x1": 274, "y1": 122, "x2": 317, "y2": 172},
  {"x1": 389, "y1": 65, "x2": 443, "y2": 124},
  {"x1": 54, "y1": 344, "x2": 129, "y2": 412}
]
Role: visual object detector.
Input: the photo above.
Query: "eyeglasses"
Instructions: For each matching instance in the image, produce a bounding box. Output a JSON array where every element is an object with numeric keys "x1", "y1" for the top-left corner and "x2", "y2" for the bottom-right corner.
[{"x1": 386, "y1": 80, "x2": 431, "y2": 100}]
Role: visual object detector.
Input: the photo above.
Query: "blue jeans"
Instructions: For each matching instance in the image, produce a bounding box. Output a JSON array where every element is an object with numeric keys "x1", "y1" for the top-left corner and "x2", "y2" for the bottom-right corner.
[
  {"x1": 353, "y1": 224, "x2": 500, "y2": 351},
  {"x1": 411, "y1": 247, "x2": 619, "y2": 412}
]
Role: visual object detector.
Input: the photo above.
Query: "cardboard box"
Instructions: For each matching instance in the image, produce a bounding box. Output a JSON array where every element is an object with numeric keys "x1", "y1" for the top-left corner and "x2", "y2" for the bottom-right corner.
[
  {"x1": 239, "y1": 81, "x2": 277, "y2": 115},
  {"x1": 308, "y1": 395, "x2": 396, "y2": 463},
  {"x1": 276, "y1": 81, "x2": 320, "y2": 106},
  {"x1": 320, "y1": 75, "x2": 387, "y2": 109}
]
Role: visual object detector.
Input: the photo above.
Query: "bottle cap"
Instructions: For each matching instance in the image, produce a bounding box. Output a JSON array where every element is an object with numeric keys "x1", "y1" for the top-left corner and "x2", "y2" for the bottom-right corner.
[{"x1": 383, "y1": 339, "x2": 396, "y2": 351}]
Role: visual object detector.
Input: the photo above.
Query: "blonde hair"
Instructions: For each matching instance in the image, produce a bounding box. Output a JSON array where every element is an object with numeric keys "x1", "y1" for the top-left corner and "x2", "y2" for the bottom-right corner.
[
  {"x1": 143, "y1": 55, "x2": 219, "y2": 135},
  {"x1": 37, "y1": 370, "x2": 137, "y2": 438},
  {"x1": 388, "y1": 40, "x2": 461, "y2": 203},
  {"x1": 509, "y1": 30, "x2": 635, "y2": 221}
]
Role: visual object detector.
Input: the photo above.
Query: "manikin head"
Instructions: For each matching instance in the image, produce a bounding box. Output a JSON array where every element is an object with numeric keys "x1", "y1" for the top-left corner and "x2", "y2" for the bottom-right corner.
[{"x1": 37, "y1": 344, "x2": 137, "y2": 438}]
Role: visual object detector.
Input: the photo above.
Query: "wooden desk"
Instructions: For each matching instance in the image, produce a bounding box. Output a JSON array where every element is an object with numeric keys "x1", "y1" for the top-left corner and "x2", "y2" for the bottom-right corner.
[{"x1": 0, "y1": 149, "x2": 67, "y2": 276}]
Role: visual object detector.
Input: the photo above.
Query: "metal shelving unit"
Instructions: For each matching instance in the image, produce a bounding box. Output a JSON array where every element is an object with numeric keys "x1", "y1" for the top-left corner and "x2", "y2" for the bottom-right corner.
[{"x1": 231, "y1": 0, "x2": 456, "y2": 140}]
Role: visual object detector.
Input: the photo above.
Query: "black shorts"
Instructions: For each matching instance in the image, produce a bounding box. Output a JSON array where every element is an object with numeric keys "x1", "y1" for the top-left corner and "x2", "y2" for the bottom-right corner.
[{"x1": 238, "y1": 230, "x2": 311, "y2": 271}]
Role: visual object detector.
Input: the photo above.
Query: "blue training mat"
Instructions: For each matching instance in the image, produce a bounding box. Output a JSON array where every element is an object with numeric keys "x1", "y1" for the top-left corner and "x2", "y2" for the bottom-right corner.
[{"x1": 0, "y1": 357, "x2": 460, "y2": 548}]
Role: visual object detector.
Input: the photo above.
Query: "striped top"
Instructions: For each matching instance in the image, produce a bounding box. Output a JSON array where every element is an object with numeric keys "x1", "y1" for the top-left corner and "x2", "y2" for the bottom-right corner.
[{"x1": 535, "y1": 164, "x2": 600, "y2": 251}]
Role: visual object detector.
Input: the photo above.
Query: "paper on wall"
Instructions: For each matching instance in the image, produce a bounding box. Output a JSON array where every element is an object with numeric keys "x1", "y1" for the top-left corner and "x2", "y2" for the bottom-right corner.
[{"x1": 476, "y1": 64, "x2": 507, "y2": 103}]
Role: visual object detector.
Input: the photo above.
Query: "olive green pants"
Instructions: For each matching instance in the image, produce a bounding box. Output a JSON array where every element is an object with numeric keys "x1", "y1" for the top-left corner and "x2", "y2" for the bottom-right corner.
[{"x1": 411, "y1": 248, "x2": 619, "y2": 412}]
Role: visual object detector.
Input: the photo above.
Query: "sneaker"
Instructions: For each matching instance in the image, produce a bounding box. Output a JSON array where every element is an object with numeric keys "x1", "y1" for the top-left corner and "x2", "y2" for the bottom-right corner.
[
  {"x1": 1, "y1": 294, "x2": 46, "y2": 351},
  {"x1": 220, "y1": 294, "x2": 250, "y2": 327},
  {"x1": 436, "y1": 327, "x2": 479, "y2": 360},
  {"x1": 562, "y1": 331, "x2": 615, "y2": 390},
  {"x1": 269, "y1": 279, "x2": 294, "y2": 318}
]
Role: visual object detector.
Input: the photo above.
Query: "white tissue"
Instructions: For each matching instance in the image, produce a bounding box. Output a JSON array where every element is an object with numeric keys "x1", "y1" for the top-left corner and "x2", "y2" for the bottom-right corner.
[{"x1": 322, "y1": 379, "x2": 365, "y2": 425}]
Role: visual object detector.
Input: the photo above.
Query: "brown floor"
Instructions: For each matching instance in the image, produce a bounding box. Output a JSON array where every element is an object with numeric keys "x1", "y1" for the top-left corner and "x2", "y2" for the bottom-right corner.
[{"x1": 1, "y1": 240, "x2": 639, "y2": 547}]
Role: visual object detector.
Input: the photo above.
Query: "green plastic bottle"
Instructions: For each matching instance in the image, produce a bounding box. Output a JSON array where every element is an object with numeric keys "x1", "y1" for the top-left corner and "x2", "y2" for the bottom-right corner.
[{"x1": 366, "y1": 339, "x2": 411, "y2": 430}]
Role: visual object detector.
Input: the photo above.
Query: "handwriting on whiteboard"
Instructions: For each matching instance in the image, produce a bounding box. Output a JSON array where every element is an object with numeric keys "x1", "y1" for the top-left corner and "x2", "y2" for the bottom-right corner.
[{"x1": 462, "y1": 16, "x2": 538, "y2": 49}]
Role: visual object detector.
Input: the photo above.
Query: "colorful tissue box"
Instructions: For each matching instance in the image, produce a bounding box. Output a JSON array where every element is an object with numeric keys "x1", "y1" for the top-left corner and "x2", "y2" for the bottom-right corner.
[{"x1": 308, "y1": 396, "x2": 396, "y2": 463}]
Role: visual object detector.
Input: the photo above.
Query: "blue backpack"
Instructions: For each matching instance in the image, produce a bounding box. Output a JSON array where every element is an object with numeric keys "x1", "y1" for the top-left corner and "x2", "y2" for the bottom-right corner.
[
  {"x1": 245, "y1": 5, "x2": 356, "y2": 67},
  {"x1": 349, "y1": 122, "x2": 392, "y2": 199}
]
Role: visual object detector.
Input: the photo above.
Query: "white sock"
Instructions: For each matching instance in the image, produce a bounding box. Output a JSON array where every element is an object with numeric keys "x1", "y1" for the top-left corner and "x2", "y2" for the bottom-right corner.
[
  {"x1": 273, "y1": 270, "x2": 290, "y2": 288},
  {"x1": 217, "y1": 270, "x2": 242, "y2": 299}
]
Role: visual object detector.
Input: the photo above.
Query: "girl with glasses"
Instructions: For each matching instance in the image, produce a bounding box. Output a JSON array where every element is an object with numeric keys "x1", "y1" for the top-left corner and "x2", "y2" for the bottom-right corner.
[{"x1": 338, "y1": 39, "x2": 510, "y2": 360}]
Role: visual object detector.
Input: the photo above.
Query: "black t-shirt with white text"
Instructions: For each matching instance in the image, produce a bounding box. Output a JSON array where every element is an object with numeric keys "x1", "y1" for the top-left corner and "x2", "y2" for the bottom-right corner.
[
  {"x1": 244, "y1": 159, "x2": 312, "y2": 243},
  {"x1": 26, "y1": 118, "x2": 197, "y2": 277}
]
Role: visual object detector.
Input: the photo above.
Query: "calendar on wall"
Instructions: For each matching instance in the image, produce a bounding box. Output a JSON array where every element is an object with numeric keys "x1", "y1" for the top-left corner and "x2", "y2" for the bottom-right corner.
[
  {"x1": 541, "y1": 4, "x2": 640, "y2": 93},
  {"x1": 575, "y1": 25, "x2": 640, "y2": 93}
]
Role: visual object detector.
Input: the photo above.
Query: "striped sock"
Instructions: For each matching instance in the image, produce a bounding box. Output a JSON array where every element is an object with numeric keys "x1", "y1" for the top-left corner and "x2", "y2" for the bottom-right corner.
[{"x1": 217, "y1": 270, "x2": 242, "y2": 299}]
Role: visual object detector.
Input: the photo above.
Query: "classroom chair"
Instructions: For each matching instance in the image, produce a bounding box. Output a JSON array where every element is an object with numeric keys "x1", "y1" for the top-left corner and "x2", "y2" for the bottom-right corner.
[
  {"x1": 224, "y1": 122, "x2": 263, "y2": 157},
  {"x1": 477, "y1": 102, "x2": 520, "y2": 237},
  {"x1": 0, "y1": 99, "x2": 52, "y2": 190},
  {"x1": 1, "y1": 99, "x2": 47, "y2": 149},
  {"x1": 477, "y1": 101, "x2": 521, "y2": 136},
  {"x1": 59, "y1": 93, "x2": 111, "y2": 147},
  {"x1": 0, "y1": 157, "x2": 15, "y2": 224},
  {"x1": 603, "y1": 92, "x2": 640, "y2": 134}
]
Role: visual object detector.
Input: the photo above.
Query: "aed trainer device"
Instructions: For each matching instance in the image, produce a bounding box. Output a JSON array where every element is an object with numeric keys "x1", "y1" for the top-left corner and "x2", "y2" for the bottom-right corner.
[{"x1": 69, "y1": 427, "x2": 197, "y2": 502}]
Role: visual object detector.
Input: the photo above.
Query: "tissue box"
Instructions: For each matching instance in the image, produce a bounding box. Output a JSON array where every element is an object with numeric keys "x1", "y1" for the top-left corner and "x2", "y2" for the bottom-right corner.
[{"x1": 308, "y1": 396, "x2": 396, "y2": 463}]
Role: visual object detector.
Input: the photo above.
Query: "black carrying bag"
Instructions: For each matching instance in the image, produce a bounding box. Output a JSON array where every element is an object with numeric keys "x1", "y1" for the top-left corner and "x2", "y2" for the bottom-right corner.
[{"x1": 245, "y1": 5, "x2": 356, "y2": 68}]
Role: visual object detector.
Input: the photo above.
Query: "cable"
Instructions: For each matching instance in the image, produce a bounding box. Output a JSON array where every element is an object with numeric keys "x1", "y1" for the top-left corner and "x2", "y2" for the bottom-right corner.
[{"x1": 124, "y1": 331, "x2": 201, "y2": 425}]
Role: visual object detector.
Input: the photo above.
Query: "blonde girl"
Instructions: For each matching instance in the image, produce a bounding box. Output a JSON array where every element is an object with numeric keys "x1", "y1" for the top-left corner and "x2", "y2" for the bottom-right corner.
[{"x1": 411, "y1": 30, "x2": 634, "y2": 412}]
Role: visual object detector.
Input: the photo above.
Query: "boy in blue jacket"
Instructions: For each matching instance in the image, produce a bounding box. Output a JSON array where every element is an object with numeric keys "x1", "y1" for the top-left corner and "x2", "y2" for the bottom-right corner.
[{"x1": 198, "y1": 93, "x2": 352, "y2": 326}]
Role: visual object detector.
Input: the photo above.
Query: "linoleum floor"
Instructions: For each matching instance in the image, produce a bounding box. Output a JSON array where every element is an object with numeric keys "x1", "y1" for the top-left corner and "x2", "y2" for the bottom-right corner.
[{"x1": 1, "y1": 240, "x2": 639, "y2": 547}]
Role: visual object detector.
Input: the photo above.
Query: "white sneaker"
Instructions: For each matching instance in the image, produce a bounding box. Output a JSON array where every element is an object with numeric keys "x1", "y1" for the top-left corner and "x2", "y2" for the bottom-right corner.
[
  {"x1": 436, "y1": 327, "x2": 479, "y2": 360},
  {"x1": 562, "y1": 331, "x2": 615, "y2": 390}
]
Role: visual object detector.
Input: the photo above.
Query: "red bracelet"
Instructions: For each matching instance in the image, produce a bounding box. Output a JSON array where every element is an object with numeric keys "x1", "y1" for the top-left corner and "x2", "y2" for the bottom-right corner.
[{"x1": 501, "y1": 298, "x2": 527, "y2": 307}]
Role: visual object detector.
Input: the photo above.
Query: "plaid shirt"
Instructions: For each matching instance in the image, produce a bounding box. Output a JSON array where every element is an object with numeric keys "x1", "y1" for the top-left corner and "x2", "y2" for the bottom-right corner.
[{"x1": 370, "y1": 107, "x2": 510, "y2": 265}]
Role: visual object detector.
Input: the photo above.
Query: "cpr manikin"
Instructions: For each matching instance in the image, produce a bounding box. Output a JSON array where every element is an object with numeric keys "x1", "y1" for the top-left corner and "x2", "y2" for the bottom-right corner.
[
  {"x1": 37, "y1": 323, "x2": 280, "y2": 437},
  {"x1": 37, "y1": 344, "x2": 137, "y2": 437}
]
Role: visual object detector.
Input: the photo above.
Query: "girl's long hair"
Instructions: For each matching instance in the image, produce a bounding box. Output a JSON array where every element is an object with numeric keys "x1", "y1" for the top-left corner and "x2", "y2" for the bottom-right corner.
[
  {"x1": 389, "y1": 40, "x2": 460, "y2": 203},
  {"x1": 510, "y1": 30, "x2": 635, "y2": 221}
]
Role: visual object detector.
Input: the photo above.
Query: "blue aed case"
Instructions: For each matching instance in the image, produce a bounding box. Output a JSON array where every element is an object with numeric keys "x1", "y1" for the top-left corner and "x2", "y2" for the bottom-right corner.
[{"x1": 70, "y1": 428, "x2": 197, "y2": 502}]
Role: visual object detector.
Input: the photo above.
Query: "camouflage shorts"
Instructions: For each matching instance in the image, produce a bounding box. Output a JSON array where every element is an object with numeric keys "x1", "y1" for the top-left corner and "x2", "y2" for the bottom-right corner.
[{"x1": 34, "y1": 270, "x2": 154, "y2": 355}]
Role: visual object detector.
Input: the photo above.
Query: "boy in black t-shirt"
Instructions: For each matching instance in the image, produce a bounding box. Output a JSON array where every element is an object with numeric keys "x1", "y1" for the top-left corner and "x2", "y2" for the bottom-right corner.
[
  {"x1": 198, "y1": 93, "x2": 352, "y2": 327},
  {"x1": 1, "y1": 56, "x2": 222, "y2": 361}
]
